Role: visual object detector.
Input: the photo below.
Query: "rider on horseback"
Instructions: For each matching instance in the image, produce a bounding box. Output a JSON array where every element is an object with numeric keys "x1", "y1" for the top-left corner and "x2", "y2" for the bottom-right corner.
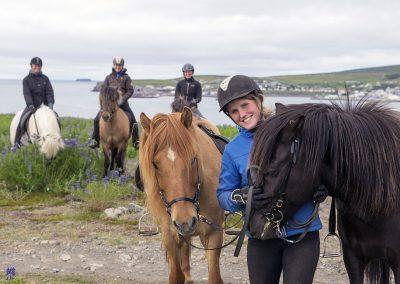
[
  {"x1": 13, "y1": 57, "x2": 55, "y2": 147},
  {"x1": 175, "y1": 63, "x2": 203, "y2": 114},
  {"x1": 88, "y1": 57, "x2": 139, "y2": 149}
]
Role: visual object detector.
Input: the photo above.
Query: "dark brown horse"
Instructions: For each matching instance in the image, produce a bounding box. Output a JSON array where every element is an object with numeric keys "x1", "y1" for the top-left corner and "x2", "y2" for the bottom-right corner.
[
  {"x1": 99, "y1": 86, "x2": 130, "y2": 176},
  {"x1": 250, "y1": 101, "x2": 400, "y2": 283}
]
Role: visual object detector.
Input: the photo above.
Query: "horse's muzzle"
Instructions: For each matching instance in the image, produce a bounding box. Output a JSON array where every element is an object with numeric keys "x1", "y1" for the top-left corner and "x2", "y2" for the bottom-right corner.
[
  {"x1": 173, "y1": 216, "x2": 198, "y2": 235},
  {"x1": 102, "y1": 114, "x2": 111, "y2": 122}
]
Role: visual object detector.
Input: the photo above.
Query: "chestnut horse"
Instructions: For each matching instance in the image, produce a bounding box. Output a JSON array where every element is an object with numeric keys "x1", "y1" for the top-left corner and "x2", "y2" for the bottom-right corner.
[
  {"x1": 99, "y1": 86, "x2": 130, "y2": 176},
  {"x1": 139, "y1": 107, "x2": 224, "y2": 283}
]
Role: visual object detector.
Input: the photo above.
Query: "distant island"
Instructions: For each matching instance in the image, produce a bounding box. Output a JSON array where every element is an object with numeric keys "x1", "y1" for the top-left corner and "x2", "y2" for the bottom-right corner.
[{"x1": 76, "y1": 78, "x2": 92, "y2": 82}]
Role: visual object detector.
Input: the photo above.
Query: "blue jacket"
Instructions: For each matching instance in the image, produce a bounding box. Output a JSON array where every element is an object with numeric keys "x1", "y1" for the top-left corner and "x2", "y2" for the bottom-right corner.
[{"x1": 217, "y1": 127, "x2": 322, "y2": 238}]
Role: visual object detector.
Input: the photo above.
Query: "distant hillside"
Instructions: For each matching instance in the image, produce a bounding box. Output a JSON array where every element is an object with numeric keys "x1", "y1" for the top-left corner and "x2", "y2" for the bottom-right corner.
[
  {"x1": 265, "y1": 65, "x2": 400, "y2": 87},
  {"x1": 133, "y1": 75, "x2": 226, "y2": 87}
]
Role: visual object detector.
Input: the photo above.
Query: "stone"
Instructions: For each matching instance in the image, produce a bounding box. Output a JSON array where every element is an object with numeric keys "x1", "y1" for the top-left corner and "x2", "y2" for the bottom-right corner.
[
  {"x1": 60, "y1": 253, "x2": 71, "y2": 261},
  {"x1": 119, "y1": 253, "x2": 132, "y2": 262}
]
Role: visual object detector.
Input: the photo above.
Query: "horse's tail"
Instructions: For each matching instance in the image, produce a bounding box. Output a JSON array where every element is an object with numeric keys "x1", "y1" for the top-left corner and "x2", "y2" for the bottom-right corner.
[
  {"x1": 40, "y1": 134, "x2": 65, "y2": 159},
  {"x1": 366, "y1": 259, "x2": 391, "y2": 284}
]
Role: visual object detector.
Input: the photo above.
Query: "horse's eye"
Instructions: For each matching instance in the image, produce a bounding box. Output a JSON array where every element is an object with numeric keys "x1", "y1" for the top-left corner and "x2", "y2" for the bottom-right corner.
[{"x1": 153, "y1": 162, "x2": 159, "y2": 170}]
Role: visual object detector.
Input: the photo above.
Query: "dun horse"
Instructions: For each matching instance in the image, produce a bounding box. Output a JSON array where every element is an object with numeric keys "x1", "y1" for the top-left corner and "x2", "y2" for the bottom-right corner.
[
  {"x1": 250, "y1": 101, "x2": 400, "y2": 283},
  {"x1": 139, "y1": 107, "x2": 224, "y2": 284},
  {"x1": 99, "y1": 86, "x2": 130, "y2": 176}
]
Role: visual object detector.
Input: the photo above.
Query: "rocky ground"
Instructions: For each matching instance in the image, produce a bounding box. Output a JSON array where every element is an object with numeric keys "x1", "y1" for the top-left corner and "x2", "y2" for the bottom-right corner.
[{"x1": 0, "y1": 196, "x2": 351, "y2": 284}]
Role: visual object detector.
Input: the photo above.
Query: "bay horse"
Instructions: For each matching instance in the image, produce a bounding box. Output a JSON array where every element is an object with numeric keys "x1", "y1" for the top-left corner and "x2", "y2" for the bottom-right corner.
[
  {"x1": 99, "y1": 86, "x2": 130, "y2": 176},
  {"x1": 139, "y1": 107, "x2": 224, "y2": 283},
  {"x1": 10, "y1": 105, "x2": 64, "y2": 159},
  {"x1": 249, "y1": 101, "x2": 400, "y2": 283}
]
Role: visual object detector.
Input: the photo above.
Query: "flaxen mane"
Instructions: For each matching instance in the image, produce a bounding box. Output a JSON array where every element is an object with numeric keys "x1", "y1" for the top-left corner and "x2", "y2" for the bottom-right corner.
[
  {"x1": 139, "y1": 113, "x2": 197, "y2": 219},
  {"x1": 251, "y1": 101, "x2": 400, "y2": 220}
]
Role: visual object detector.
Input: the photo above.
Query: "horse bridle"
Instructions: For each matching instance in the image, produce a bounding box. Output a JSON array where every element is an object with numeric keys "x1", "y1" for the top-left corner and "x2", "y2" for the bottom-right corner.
[
  {"x1": 100, "y1": 108, "x2": 116, "y2": 121},
  {"x1": 156, "y1": 157, "x2": 244, "y2": 251},
  {"x1": 258, "y1": 137, "x2": 321, "y2": 244},
  {"x1": 157, "y1": 157, "x2": 201, "y2": 216}
]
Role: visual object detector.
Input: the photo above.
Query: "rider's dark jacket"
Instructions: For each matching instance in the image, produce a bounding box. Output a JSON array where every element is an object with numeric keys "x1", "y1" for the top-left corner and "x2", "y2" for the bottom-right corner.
[
  {"x1": 174, "y1": 77, "x2": 202, "y2": 107},
  {"x1": 217, "y1": 127, "x2": 322, "y2": 237},
  {"x1": 103, "y1": 68, "x2": 134, "y2": 103},
  {"x1": 23, "y1": 72, "x2": 54, "y2": 108}
]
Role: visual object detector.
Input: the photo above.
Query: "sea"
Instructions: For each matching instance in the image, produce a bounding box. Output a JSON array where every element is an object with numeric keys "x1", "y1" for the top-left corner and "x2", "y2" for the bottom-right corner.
[{"x1": 1, "y1": 79, "x2": 400, "y2": 126}]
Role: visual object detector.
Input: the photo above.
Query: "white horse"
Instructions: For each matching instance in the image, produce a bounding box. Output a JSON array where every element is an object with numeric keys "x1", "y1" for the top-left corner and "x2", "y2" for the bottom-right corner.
[{"x1": 10, "y1": 105, "x2": 64, "y2": 159}]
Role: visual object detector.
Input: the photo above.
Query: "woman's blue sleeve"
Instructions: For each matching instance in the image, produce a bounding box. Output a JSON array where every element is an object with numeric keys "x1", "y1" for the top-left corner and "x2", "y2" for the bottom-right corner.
[{"x1": 217, "y1": 151, "x2": 245, "y2": 212}]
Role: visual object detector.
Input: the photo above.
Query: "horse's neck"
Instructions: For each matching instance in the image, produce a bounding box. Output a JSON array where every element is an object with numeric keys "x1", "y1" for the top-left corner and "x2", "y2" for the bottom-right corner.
[{"x1": 30, "y1": 109, "x2": 60, "y2": 136}]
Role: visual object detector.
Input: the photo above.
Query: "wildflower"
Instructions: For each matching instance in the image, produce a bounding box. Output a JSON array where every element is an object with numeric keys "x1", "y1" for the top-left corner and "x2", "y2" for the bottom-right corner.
[
  {"x1": 10, "y1": 146, "x2": 17, "y2": 153},
  {"x1": 111, "y1": 170, "x2": 120, "y2": 179},
  {"x1": 91, "y1": 174, "x2": 98, "y2": 181},
  {"x1": 5, "y1": 266, "x2": 16, "y2": 280},
  {"x1": 119, "y1": 175, "x2": 127, "y2": 185},
  {"x1": 1, "y1": 148, "x2": 6, "y2": 156},
  {"x1": 85, "y1": 168, "x2": 91, "y2": 178},
  {"x1": 103, "y1": 176, "x2": 109, "y2": 184}
]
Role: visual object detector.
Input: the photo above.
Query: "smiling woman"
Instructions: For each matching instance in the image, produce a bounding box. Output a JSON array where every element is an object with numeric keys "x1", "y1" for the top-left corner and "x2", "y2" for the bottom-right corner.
[{"x1": 216, "y1": 75, "x2": 322, "y2": 284}]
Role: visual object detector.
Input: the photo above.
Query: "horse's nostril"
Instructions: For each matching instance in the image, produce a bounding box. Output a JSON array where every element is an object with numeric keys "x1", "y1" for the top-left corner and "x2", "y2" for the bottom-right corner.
[{"x1": 191, "y1": 217, "x2": 197, "y2": 228}]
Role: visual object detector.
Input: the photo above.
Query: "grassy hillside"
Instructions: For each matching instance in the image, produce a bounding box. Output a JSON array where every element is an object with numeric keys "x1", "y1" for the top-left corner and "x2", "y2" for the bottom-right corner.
[{"x1": 265, "y1": 65, "x2": 400, "y2": 87}]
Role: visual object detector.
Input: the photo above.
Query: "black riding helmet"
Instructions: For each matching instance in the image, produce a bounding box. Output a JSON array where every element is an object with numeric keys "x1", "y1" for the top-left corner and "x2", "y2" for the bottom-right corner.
[
  {"x1": 182, "y1": 63, "x2": 194, "y2": 73},
  {"x1": 30, "y1": 57, "x2": 43, "y2": 67},
  {"x1": 217, "y1": 75, "x2": 262, "y2": 112}
]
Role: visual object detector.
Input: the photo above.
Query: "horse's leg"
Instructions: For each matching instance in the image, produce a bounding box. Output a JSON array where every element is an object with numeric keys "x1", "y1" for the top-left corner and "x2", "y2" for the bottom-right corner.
[
  {"x1": 179, "y1": 237, "x2": 192, "y2": 283},
  {"x1": 162, "y1": 230, "x2": 185, "y2": 284},
  {"x1": 116, "y1": 143, "x2": 127, "y2": 174},
  {"x1": 102, "y1": 146, "x2": 110, "y2": 177},
  {"x1": 110, "y1": 148, "x2": 117, "y2": 171},
  {"x1": 199, "y1": 231, "x2": 223, "y2": 284},
  {"x1": 342, "y1": 245, "x2": 365, "y2": 284}
]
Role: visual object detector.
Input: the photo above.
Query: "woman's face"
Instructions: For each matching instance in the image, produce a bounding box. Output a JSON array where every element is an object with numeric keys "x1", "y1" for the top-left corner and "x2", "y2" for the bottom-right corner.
[
  {"x1": 226, "y1": 98, "x2": 261, "y2": 130},
  {"x1": 114, "y1": 64, "x2": 123, "y2": 72}
]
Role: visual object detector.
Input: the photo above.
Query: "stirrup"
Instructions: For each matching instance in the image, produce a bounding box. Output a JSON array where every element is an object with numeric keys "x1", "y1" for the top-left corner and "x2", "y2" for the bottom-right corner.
[
  {"x1": 320, "y1": 233, "x2": 342, "y2": 258},
  {"x1": 138, "y1": 212, "x2": 159, "y2": 236},
  {"x1": 224, "y1": 212, "x2": 243, "y2": 236}
]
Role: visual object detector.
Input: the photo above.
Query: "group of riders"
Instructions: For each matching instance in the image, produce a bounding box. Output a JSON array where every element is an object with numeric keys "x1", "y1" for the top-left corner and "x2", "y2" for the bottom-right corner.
[{"x1": 14, "y1": 57, "x2": 322, "y2": 283}]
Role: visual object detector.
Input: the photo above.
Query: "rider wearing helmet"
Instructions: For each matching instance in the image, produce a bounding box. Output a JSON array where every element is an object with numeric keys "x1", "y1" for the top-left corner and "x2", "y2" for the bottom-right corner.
[
  {"x1": 175, "y1": 63, "x2": 202, "y2": 108},
  {"x1": 217, "y1": 75, "x2": 322, "y2": 284},
  {"x1": 13, "y1": 57, "x2": 55, "y2": 147},
  {"x1": 88, "y1": 57, "x2": 139, "y2": 149}
]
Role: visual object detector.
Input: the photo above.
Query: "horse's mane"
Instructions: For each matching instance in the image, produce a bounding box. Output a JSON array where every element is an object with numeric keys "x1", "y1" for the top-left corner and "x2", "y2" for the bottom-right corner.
[
  {"x1": 171, "y1": 98, "x2": 190, "y2": 113},
  {"x1": 100, "y1": 86, "x2": 118, "y2": 102},
  {"x1": 139, "y1": 113, "x2": 196, "y2": 219},
  {"x1": 251, "y1": 101, "x2": 400, "y2": 219}
]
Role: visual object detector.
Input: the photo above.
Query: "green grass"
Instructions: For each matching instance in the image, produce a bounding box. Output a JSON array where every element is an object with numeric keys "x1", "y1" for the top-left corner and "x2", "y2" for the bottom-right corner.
[{"x1": 265, "y1": 64, "x2": 400, "y2": 87}]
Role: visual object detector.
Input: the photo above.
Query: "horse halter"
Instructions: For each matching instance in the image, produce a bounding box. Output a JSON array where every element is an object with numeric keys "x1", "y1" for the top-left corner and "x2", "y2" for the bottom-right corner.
[
  {"x1": 157, "y1": 157, "x2": 201, "y2": 216},
  {"x1": 100, "y1": 108, "x2": 116, "y2": 121},
  {"x1": 256, "y1": 137, "x2": 320, "y2": 243}
]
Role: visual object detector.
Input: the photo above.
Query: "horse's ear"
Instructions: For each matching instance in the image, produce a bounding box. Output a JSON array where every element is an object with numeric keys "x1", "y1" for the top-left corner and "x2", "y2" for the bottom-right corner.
[
  {"x1": 181, "y1": 107, "x2": 192, "y2": 129},
  {"x1": 140, "y1": 113, "x2": 151, "y2": 133},
  {"x1": 275, "y1": 103, "x2": 287, "y2": 114}
]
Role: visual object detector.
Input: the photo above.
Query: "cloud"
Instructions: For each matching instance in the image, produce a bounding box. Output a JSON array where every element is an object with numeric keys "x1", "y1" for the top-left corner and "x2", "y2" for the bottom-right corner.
[{"x1": 0, "y1": 0, "x2": 400, "y2": 79}]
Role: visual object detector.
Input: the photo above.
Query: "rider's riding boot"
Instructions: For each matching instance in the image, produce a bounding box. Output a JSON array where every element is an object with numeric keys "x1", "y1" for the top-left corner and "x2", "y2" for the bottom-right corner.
[
  {"x1": 88, "y1": 118, "x2": 100, "y2": 149},
  {"x1": 14, "y1": 125, "x2": 23, "y2": 147},
  {"x1": 132, "y1": 123, "x2": 140, "y2": 149}
]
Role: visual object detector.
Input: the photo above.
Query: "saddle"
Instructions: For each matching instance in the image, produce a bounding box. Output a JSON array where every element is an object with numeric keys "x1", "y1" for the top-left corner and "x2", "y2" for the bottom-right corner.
[
  {"x1": 20, "y1": 108, "x2": 61, "y2": 133},
  {"x1": 198, "y1": 125, "x2": 230, "y2": 155}
]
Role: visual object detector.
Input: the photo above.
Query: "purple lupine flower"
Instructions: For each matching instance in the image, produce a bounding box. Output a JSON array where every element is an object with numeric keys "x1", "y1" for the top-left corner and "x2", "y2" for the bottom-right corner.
[
  {"x1": 119, "y1": 175, "x2": 127, "y2": 185},
  {"x1": 103, "y1": 175, "x2": 109, "y2": 184},
  {"x1": 91, "y1": 174, "x2": 98, "y2": 181},
  {"x1": 10, "y1": 146, "x2": 17, "y2": 153},
  {"x1": 1, "y1": 148, "x2": 7, "y2": 156},
  {"x1": 5, "y1": 266, "x2": 16, "y2": 280},
  {"x1": 85, "y1": 168, "x2": 91, "y2": 178}
]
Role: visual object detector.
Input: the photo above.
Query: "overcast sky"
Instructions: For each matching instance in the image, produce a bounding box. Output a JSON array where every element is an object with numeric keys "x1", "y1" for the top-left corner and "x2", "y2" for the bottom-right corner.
[{"x1": 1, "y1": 0, "x2": 400, "y2": 80}]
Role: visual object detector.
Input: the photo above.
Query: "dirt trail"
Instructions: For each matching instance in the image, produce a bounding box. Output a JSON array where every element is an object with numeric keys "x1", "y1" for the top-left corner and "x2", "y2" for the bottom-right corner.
[{"x1": 0, "y1": 197, "x2": 350, "y2": 283}]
